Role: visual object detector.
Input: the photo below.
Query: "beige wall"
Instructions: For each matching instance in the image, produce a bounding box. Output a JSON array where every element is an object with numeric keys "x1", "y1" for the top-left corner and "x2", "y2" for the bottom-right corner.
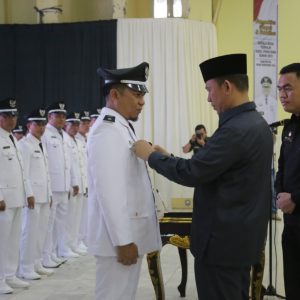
[
  {"x1": 189, "y1": 0, "x2": 212, "y2": 22},
  {"x1": 277, "y1": 0, "x2": 300, "y2": 119},
  {"x1": 0, "y1": 0, "x2": 4, "y2": 23},
  {"x1": 126, "y1": 0, "x2": 212, "y2": 21},
  {"x1": 214, "y1": 0, "x2": 253, "y2": 97},
  {"x1": 61, "y1": 0, "x2": 113, "y2": 22},
  {"x1": 215, "y1": 0, "x2": 300, "y2": 120},
  {"x1": 0, "y1": 0, "x2": 115, "y2": 24},
  {"x1": 1, "y1": 0, "x2": 36, "y2": 24},
  {"x1": 2, "y1": 0, "x2": 300, "y2": 119},
  {"x1": 1, "y1": 0, "x2": 212, "y2": 23},
  {"x1": 126, "y1": 0, "x2": 152, "y2": 18}
]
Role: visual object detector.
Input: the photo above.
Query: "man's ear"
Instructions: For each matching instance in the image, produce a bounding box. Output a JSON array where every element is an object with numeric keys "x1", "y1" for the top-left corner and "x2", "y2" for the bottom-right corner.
[
  {"x1": 223, "y1": 80, "x2": 232, "y2": 94},
  {"x1": 109, "y1": 88, "x2": 120, "y2": 100}
]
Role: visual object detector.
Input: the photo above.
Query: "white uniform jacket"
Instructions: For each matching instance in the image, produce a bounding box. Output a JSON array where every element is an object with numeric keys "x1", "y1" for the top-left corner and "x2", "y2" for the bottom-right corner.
[
  {"x1": 18, "y1": 134, "x2": 52, "y2": 204},
  {"x1": 87, "y1": 107, "x2": 161, "y2": 256},
  {"x1": 42, "y1": 124, "x2": 78, "y2": 192},
  {"x1": 75, "y1": 133, "x2": 88, "y2": 189},
  {"x1": 66, "y1": 134, "x2": 87, "y2": 194},
  {"x1": 0, "y1": 127, "x2": 28, "y2": 208},
  {"x1": 75, "y1": 132, "x2": 86, "y2": 145}
]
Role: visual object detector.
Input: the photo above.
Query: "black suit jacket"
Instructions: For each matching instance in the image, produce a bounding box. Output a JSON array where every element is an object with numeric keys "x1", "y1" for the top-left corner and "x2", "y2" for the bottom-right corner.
[{"x1": 149, "y1": 102, "x2": 273, "y2": 266}]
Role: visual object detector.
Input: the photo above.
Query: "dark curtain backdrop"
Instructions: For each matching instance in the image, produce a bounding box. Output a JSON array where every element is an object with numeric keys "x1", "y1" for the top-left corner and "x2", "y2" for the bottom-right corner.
[{"x1": 0, "y1": 20, "x2": 117, "y2": 118}]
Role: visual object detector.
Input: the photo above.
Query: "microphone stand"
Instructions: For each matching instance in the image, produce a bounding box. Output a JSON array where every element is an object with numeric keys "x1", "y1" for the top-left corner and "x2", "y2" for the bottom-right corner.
[{"x1": 264, "y1": 147, "x2": 285, "y2": 299}]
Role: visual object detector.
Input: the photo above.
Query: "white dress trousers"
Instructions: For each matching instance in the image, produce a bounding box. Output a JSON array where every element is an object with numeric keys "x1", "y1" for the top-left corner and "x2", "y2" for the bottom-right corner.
[
  {"x1": 42, "y1": 124, "x2": 77, "y2": 260},
  {"x1": 63, "y1": 135, "x2": 87, "y2": 252},
  {"x1": 0, "y1": 128, "x2": 27, "y2": 281},
  {"x1": 75, "y1": 132, "x2": 88, "y2": 246},
  {"x1": 18, "y1": 134, "x2": 52, "y2": 274},
  {"x1": 95, "y1": 256, "x2": 143, "y2": 300}
]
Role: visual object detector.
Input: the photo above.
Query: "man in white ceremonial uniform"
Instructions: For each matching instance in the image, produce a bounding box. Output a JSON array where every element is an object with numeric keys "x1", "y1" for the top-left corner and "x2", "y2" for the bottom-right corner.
[
  {"x1": 89, "y1": 108, "x2": 101, "y2": 127},
  {"x1": 63, "y1": 112, "x2": 87, "y2": 255},
  {"x1": 12, "y1": 124, "x2": 26, "y2": 141},
  {"x1": 0, "y1": 98, "x2": 30, "y2": 294},
  {"x1": 18, "y1": 108, "x2": 54, "y2": 280},
  {"x1": 87, "y1": 62, "x2": 161, "y2": 300},
  {"x1": 75, "y1": 111, "x2": 90, "y2": 252},
  {"x1": 42, "y1": 101, "x2": 79, "y2": 267}
]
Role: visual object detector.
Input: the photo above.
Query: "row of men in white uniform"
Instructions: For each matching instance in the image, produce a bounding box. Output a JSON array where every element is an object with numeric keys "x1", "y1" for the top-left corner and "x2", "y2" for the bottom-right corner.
[{"x1": 0, "y1": 98, "x2": 99, "y2": 295}]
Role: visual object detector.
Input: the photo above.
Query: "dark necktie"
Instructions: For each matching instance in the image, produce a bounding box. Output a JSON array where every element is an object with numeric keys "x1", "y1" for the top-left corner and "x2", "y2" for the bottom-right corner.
[
  {"x1": 9, "y1": 134, "x2": 16, "y2": 147},
  {"x1": 128, "y1": 122, "x2": 135, "y2": 135},
  {"x1": 39, "y1": 142, "x2": 44, "y2": 153},
  {"x1": 58, "y1": 129, "x2": 63, "y2": 139}
]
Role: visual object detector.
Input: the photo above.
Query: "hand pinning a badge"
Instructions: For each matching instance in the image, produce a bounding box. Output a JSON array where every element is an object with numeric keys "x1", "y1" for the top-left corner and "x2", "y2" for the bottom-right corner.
[
  {"x1": 132, "y1": 140, "x2": 154, "y2": 161},
  {"x1": 132, "y1": 140, "x2": 172, "y2": 160}
]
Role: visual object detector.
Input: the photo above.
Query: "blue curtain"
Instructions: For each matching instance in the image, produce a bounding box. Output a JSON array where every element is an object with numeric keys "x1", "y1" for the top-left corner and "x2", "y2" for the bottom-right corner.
[{"x1": 0, "y1": 20, "x2": 117, "y2": 117}]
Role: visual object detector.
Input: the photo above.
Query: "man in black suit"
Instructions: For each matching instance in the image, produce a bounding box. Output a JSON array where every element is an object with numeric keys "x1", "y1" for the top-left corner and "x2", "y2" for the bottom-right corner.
[
  {"x1": 132, "y1": 54, "x2": 273, "y2": 300},
  {"x1": 276, "y1": 63, "x2": 300, "y2": 300}
]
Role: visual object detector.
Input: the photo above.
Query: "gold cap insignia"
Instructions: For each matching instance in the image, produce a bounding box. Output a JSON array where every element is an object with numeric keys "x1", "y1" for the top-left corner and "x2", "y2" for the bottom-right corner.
[{"x1": 9, "y1": 99, "x2": 16, "y2": 108}]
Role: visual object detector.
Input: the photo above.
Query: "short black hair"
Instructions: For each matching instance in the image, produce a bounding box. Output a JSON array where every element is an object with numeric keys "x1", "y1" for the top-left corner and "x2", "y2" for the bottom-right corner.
[
  {"x1": 104, "y1": 83, "x2": 127, "y2": 100},
  {"x1": 214, "y1": 74, "x2": 249, "y2": 92},
  {"x1": 195, "y1": 124, "x2": 206, "y2": 132},
  {"x1": 279, "y1": 63, "x2": 300, "y2": 78}
]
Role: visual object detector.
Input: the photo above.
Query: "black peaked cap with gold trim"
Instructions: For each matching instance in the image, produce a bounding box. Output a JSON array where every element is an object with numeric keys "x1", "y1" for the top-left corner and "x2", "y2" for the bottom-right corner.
[
  {"x1": 13, "y1": 124, "x2": 26, "y2": 134},
  {"x1": 97, "y1": 62, "x2": 149, "y2": 94},
  {"x1": 66, "y1": 112, "x2": 81, "y2": 122},
  {"x1": 26, "y1": 108, "x2": 47, "y2": 121},
  {"x1": 199, "y1": 54, "x2": 247, "y2": 83},
  {"x1": 46, "y1": 101, "x2": 67, "y2": 114},
  {"x1": 0, "y1": 97, "x2": 18, "y2": 115},
  {"x1": 80, "y1": 111, "x2": 91, "y2": 121},
  {"x1": 90, "y1": 108, "x2": 101, "y2": 118}
]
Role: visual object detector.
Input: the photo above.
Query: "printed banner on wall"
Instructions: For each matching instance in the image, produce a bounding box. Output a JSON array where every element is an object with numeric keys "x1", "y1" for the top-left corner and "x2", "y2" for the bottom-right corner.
[{"x1": 253, "y1": 0, "x2": 278, "y2": 125}]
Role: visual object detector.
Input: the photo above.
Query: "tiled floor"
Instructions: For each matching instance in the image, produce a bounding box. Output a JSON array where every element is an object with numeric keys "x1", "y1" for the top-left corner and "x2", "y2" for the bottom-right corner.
[{"x1": 1, "y1": 213, "x2": 285, "y2": 300}]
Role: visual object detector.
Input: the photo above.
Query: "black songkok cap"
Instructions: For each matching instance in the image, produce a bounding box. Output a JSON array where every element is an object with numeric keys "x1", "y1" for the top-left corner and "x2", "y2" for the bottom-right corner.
[
  {"x1": 199, "y1": 54, "x2": 247, "y2": 83},
  {"x1": 46, "y1": 101, "x2": 67, "y2": 114},
  {"x1": 66, "y1": 112, "x2": 81, "y2": 123},
  {"x1": 26, "y1": 108, "x2": 47, "y2": 121},
  {"x1": 97, "y1": 62, "x2": 149, "y2": 94},
  {"x1": 0, "y1": 97, "x2": 18, "y2": 115}
]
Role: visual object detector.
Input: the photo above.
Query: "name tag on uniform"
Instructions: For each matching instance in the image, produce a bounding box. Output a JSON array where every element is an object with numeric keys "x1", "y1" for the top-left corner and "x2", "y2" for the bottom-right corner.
[
  {"x1": 3, "y1": 146, "x2": 10, "y2": 149},
  {"x1": 51, "y1": 136, "x2": 57, "y2": 139},
  {"x1": 34, "y1": 150, "x2": 41, "y2": 153}
]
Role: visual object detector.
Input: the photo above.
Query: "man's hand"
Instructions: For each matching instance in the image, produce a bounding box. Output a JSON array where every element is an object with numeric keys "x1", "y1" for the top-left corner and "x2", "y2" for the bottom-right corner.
[
  {"x1": 27, "y1": 196, "x2": 35, "y2": 209},
  {"x1": 132, "y1": 140, "x2": 155, "y2": 161},
  {"x1": 191, "y1": 134, "x2": 196, "y2": 142},
  {"x1": 277, "y1": 192, "x2": 296, "y2": 214},
  {"x1": 0, "y1": 200, "x2": 6, "y2": 211},
  {"x1": 153, "y1": 144, "x2": 171, "y2": 156},
  {"x1": 72, "y1": 185, "x2": 79, "y2": 196},
  {"x1": 196, "y1": 137, "x2": 205, "y2": 146},
  {"x1": 117, "y1": 243, "x2": 138, "y2": 265}
]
